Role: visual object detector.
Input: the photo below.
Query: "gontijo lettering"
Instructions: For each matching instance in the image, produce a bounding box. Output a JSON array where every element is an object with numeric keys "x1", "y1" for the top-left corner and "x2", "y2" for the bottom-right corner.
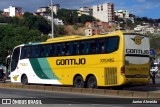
[
  {"x1": 126, "y1": 49, "x2": 149, "y2": 55},
  {"x1": 56, "y1": 58, "x2": 86, "y2": 65}
]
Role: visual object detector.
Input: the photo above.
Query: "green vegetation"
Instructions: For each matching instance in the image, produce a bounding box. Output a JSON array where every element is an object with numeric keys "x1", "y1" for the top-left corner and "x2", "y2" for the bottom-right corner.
[
  {"x1": 57, "y1": 8, "x2": 96, "y2": 24},
  {"x1": 0, "y1": 12, "x2": 50, "y2": 64}
]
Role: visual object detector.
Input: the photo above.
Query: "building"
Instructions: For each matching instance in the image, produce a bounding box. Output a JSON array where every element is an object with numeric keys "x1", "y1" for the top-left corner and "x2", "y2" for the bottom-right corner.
[
  {"x1": 48, "y1": 4, "x2": 60, "y2": 15},
  {"x1": 3, "y1": 6, "x2": 22, "y2": 17},
  {"x1": 114, "y1": 10, "x2": 129, "y2": 18},
  {"x1": 53, "y1": 18, "x2": 64, "y2": 25},
  {"x1": 36, "y1": 6, "x2": 51, "y2": 20},
  {"x1": 134, "y1": 25, "x2": 155, "y2": 34},
  {"x1": 77, "y1": 6, "x2": 93, "y2": 16},
  {"x1": 36, "y1": 4, "x2": 60, "y2": 20},
  {"x1": 85, "y1": 21, "x2": 111, "y2": 36},
  {"x1": 35, "y1": 4, "x2": 63, "y2": 24},
  {"x1": 92, "y1": 3, "x2": 114, "y2": 22}
]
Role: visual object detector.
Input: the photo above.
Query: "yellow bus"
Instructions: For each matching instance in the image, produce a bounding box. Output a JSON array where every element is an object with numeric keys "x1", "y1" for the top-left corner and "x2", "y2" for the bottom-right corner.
[{"x1": 9, "y1": 30, "x2": 150, "y2": 88}]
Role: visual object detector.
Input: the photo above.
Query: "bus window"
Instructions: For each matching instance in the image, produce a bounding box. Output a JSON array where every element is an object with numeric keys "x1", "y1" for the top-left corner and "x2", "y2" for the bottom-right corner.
[
  {"x1": 20, "y1": 47, "x2": 27, "y2": 59},
  {"x1": 54, "y1": 44, "x2": 61, "y2": 56},
  {"x1": 68, "y1": 42, "x2": 74, "y2": 55},
  {"x1": 40, "y1": 46, "x2": 45, "y2": 57},
  {"x1": 88, "y1": 40, "x2": 96, "y2": 54},
  {"x1": 35, "y1": 45, "x2": 41, "y2": 58},
  {"x1": 26, "y1": 47, "x2": 31, "y2": 58},
  {"x1": 97, "y1": 38, "x2": 106, "y2": 54},
  {"x1": 61, "y1": 43, "x2": 66, "y2": 56},
  {"x1": 11, "y1": 47, "x2": 20, "y2": 72},
  {"x1": 81, "y1": 41, "x2": 88, "y2": 55},
  {"x1": 65, "y1": 43, "x2": 70, "y2": 56},
  {"x1": 49, "y1": 45, "x2": 54, "y2": 57},
  {"x1": 106, "y1": 37, "x2": 119, "y2": 53},
  {"x1": 44, "y1": 44, "x2": 52, "y2": 57},
  {"x1": 31, "y1": 46, "x2": 36, "y2": 58},
  {"x1": 73, "y1": 42, "x2": 79, "y2": 55}
]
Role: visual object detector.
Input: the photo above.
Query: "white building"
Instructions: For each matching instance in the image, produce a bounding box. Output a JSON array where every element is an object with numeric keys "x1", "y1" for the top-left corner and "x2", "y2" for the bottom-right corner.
[
  {"x1": 146, "y1": 27, "x2": 155, "y2": 34},
  {"x1": 134, "y1": 25, "x2": 144, "y2": 31},
  {"x1": 78, "y1": 6, "x2": 92, "y2": 16},
  {"x1": 134, "y1": 25, "x2": 155, "y2": 34},
  {"x1": 85, "y1": 28, "x2": 93, "y2": 36},
  {"x1": 53, "y1": 18, "x2": 64, "y2": 25},
  {"x1": 48, "y1": 4, "x2": 60, "y2": 15},
  {"x1": 114, "y1": 10, "x2": 129, "y2": 18},
  {"x1": 3, "y1": 6, "x2": 22, "y2": 17},
  {"x1": 36, "y1": 4, "x2": 60, "y2": 22},
  {"x1": 92, "y1": 3, "x2": 114, "y2": 22}
]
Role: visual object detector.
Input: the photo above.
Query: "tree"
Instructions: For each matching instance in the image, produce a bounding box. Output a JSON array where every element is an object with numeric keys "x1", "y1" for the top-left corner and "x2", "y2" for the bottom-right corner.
[
  {"x1": 57, "y1": 9, "x2": 73, "y2": 24},
  {"x1": 79, "y1": 14, "x2": 96, "y2": 23},
  {"x1": 21, "y1": 12, "x2": 50, "y2": 34},
  {"x1": 54, "y1": 25, "x2": 66, "y2": 37},
  {"x1": 0, "y1": 24, "x2": 43, "y2": 64}
]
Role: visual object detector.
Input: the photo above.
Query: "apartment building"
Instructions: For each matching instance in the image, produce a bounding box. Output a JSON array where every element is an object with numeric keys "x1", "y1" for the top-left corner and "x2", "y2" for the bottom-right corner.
[
  {"x1": 92, "y1": 3, "x2": 114, "y2": 22},
  {"x1": 114, "y1": 10, "x2": 129, "y2": 18},
  {"x1": 3, "y1": 6, "x2": 22, "y2": 17}
]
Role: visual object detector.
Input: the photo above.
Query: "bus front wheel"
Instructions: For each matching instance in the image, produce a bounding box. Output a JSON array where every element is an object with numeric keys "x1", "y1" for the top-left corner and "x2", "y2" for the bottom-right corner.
[
  {"x1": 87, "y1": 76, "x2": 97, "y2": 88},
  {"x1": 21, "y1": 75, "x2": 28, "y2": 85},
  {"x1": 73, "y1": 75, "x2": 84, "y2": 88}
]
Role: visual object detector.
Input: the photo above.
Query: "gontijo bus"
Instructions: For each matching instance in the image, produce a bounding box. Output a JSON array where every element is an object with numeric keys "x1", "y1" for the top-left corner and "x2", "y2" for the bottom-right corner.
[{"x1": 9, "y1": 30, "x2": 150, "y2": 88}]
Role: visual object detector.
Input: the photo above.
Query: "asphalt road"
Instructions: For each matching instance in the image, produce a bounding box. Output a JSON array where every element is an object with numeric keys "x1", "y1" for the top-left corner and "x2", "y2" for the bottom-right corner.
[{"x1": 0, "y1": 88, "x2": 159, "y2": 107}]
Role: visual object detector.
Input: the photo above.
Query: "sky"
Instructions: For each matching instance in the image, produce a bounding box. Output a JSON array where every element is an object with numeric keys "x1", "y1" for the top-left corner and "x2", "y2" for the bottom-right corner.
[{"x1": 0, "y1": 0, "x2": 159, "y2": 19}]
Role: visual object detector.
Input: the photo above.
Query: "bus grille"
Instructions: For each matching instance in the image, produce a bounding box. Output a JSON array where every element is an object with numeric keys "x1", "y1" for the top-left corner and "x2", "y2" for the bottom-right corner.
[{"x1": 104, "y1": 67, "x2": 117, "y2": 85}]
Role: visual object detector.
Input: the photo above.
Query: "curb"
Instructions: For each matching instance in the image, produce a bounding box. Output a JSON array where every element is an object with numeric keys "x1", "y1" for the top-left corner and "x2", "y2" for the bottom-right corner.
[{"x1": 0, "y1": 83, "x2": 160, "y2": 98}]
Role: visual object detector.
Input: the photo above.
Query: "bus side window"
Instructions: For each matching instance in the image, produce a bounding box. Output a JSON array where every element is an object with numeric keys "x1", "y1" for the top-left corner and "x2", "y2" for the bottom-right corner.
[
  {"x1": 26, "y1": 47, "x2": 31, "y2": 58},
  {"x1": 40, "y1": 46, "x2": 45, "y2": 57},
  {"x1": 68, "y1": 42, "x2": 73, "y2": 55},
  {"x1": 61, "y1": 43, "x2": 66, "y2": 56},
  {"x1": 73, "y1": 42, "x2": 78, "y2": 55},
  {"x1": 44, "y1": 45, "x2": 52, "y2": 57},
  {"x1": 31, "y1": 46, "x2": 36, "y2": 58},
  {"x1": 79, "y1": 42, "x2": 83, "y2": 55},
  {"x1": 49, "y1": 45, "x2": 54, "y2": 57},
  {"x1": 65, "y1": 44, "x2": 70, "y2": 56},
  {"x1": 20, "y1": 47, "x2": 27, "y2": 59},
  {"x1": 35, "y1": 46, "x2": 41, "y2": 58},
  {"x1": 98, "y1": 38, "x2": 106, "y2": 54},
  {"x1": 106, "y1": 37, "x2": 119, "y2": 53},
  {"x1": 81, "y1": 41, "x2": 87, "y2": 55},
  {"x1": 54, "y1": 44, "x2": 60, "y2": 56},
  {"x1": 89, "y1": 40, "x2": 96, "y2": 54}
]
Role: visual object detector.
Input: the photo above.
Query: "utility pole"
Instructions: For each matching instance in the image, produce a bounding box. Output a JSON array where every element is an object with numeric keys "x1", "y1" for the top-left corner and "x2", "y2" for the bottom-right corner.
[{"x1": 51, "y1": 0, "x2": 54, "y2": 38}]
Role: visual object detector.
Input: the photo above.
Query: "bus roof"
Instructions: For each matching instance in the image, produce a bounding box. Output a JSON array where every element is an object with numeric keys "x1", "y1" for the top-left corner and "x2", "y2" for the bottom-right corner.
[{"x1": 45, "y1": 30, "x2": 124, "y2": 44}]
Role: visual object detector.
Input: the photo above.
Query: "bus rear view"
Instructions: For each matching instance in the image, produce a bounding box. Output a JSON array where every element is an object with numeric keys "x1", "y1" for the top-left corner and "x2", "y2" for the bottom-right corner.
[{"x1": 123, "y1": 33, "x2": 150, "y2": 85}]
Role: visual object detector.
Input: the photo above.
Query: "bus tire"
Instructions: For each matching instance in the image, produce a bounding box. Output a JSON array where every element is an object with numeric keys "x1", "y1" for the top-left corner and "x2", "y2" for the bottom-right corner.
[
  {"x1": 87, "y1": 76, "x2": 97, "y2": 88},
  {"x1": 21, "y1": 75, "x2": 28, "y2": 85},
  {"x1": 73, "y1": 75, "x2": 84, "y2": 88}
]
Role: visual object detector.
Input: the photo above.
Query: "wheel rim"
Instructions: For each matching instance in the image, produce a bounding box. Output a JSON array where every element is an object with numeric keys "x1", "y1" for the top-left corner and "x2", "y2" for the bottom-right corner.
[
  {"x1": 88, "y1": 76, "x2": 97, "y2": 88},
  {"x1": 74, "y1": 76, "x2": 84, "y2": 88},
  {"x1": 22, "y1": 75, "x2": 28, "y2": 85}
]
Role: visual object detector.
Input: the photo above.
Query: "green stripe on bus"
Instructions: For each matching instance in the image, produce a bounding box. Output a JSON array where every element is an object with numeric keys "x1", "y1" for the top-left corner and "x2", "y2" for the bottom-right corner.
[
  {"x1": 30, "y1": 58, "x2": 49, "y2": 79},
  {"x1": 37, "y1": 58, "x2": 59, "y2": 80}
]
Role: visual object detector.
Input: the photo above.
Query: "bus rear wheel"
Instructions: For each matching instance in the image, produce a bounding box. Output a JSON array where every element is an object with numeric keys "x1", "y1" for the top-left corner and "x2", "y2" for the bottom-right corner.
[
  {"x1": 87, "y1": 76, "x2": 97, "y2": 88},
  {"x1": 21, "y1": 75, "x2": 28, "y2": 85},
  {"x1": 73, "y1": 75, "x2": 84, "y2": 88}
]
